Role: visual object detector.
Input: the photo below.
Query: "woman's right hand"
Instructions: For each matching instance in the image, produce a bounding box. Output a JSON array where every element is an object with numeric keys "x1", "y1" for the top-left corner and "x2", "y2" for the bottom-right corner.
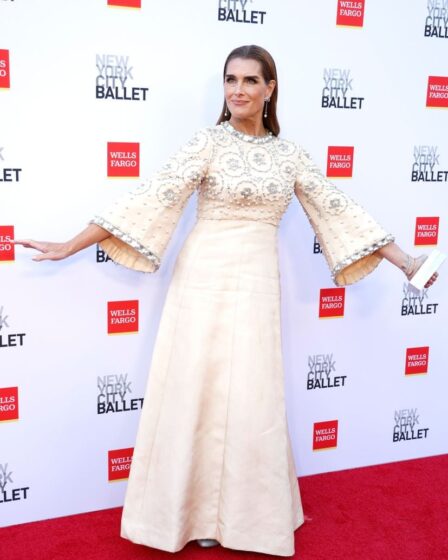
[
  {"x1": 14, "y1": 224, "x2": 112, "y2": 263},
  {"x1": 14, "y1": 239, "x2": 74, "y2": 261}
]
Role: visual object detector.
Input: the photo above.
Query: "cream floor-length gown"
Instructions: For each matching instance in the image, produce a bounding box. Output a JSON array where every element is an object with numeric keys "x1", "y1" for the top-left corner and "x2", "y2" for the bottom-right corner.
[{"x1": 92, "y1": 121, "x2": 393, "y2": 556}]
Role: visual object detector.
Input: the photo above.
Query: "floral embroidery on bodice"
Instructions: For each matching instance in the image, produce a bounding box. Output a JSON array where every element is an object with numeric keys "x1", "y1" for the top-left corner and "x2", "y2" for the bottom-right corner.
[
  {"x1": 92, "y1": 122, "x2": 394, "y2": 285},
  {"x1": 195, "y1": 122, "x2": 298, "y2": 226}
]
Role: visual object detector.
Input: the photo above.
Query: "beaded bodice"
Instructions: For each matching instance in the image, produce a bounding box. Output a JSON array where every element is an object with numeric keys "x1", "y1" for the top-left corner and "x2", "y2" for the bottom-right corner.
[
  {"x1": 93, "y1": 122, "x2": 393, "y2": 285},
  {"x1": 194, "y1": 122, "x2": 297, "y2": 226}
]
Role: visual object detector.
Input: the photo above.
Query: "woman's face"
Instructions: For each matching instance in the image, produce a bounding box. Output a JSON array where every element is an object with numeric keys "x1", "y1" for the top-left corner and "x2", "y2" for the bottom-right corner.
[{"x1": 224, "y1": 57, "x2": 275, "y2": 123}]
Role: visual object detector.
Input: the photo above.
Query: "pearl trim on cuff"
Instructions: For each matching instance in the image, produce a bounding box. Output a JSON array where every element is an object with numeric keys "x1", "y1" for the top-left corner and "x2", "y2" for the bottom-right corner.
[
  {"x1": 331, "y1": 233, "x2": 395, "y2": 281},
  {"x1": 90, "y1": 216, "x2": 161, "y2": 270}
]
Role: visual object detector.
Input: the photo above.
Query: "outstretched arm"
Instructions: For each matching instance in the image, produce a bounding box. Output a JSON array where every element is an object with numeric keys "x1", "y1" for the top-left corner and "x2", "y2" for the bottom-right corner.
[
  {"x1": 17, "y1": 128, "x2": 213, "y2": 272},
  {"x1": 15, "y1": 224, "x2": 111, "y2": 262},
  {"x1": 294, "y1": 145, "x2": 439, "y2": 288},
  {"x1": 377, "y1": 242, "x2": 438, "y2": 288}
]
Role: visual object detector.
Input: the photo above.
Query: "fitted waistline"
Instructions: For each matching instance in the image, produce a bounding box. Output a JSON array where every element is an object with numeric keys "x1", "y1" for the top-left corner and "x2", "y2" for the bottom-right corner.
[{"x1": 195, "y1": 217, "x2": 278, "y2": 229}]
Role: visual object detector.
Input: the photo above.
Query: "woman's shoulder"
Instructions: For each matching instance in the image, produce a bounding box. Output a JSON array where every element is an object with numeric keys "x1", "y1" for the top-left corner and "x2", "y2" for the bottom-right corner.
[
  {"x1": 177, "y1": 126, "x2": 220, "y2": 154},
  {"x1": 193, "y1": 124, "x2": 224, "y2": 137},
  {"x1": 273, "y1": 134, "x2": 302, "y2": 158},
  {"x1": 184, "y1": 124, "x2": 226, "y2": 147},
  {"x1": 275, "y1": 135, "x2": 319, "y2": 163},
  {"x1": 186, "y1": 123, "x2": 238, "y2": 148}
]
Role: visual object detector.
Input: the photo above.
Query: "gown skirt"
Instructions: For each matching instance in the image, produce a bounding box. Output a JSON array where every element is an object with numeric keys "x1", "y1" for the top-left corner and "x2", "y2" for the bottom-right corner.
[{"x1": 120, "y1": 218, "x2": 305, "y2": 557}]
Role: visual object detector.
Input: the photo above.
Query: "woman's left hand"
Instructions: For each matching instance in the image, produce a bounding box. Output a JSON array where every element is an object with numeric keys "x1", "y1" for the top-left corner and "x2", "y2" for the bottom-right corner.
[
  {"x1": 424, "y1": 271, "x2": 438, "y2": 289},
  {"x1": 407, "y1": 255, "x2": 439, "y2": 289}
]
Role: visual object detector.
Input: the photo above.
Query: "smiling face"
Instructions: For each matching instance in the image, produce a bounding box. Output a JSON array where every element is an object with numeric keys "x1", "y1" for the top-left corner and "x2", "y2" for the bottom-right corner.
[{"x1": 224, "y1": 57, "x2": 276, "y2": 125}]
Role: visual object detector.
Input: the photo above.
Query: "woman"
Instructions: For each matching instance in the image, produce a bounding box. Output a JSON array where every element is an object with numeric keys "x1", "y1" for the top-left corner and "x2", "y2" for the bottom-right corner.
[{"x1": 16, "y1": 45, "x2": 438, "y2": 556}]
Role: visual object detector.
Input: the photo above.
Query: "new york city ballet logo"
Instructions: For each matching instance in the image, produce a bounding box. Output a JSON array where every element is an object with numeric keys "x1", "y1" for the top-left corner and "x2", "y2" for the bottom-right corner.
[
  {"x1": 0, "y1": 387, "x2": 19, "y2": 422},
  {"x1": 336, "y1": 0, "x2": 365, "y2": 27},
  {"x1": 313, "y1": 236, "x2": 322, "y2": 254},
  {"x1": 217, "y1": 0, "x2": 267, "y2": 24},
  {"x1": 322, "y1": 68, "x2": 365, "y2": 110},
  {"x1": 313, "y1": 420, "x2": 338, "y2": 451},
  {"x1": 393, "y1": 409, "x2": 429, "y2": 443},
  {"x1": 414, "y1": 217, "x2": 439, "y2": 246},
  {"x1": 0, "y1": 146, "x2": 22, "y2": 183},
  {"x1": 108, "y1": 448, "x2": 134, "y2": 481},
  {"x1": 0, "y1": 306, "x2": 27, "y2": 348},
  {"x1": 401, "y1": 284, "x2": 438, "y2": 316},
  {"x1": 412, "y1": 146, "x2": 448, "y2": 183},
  {"x1": 107, "y1": 300, "x2": 139, "y2": 334},
  {"x1": 424, "y1": 1, "x2": 448, "y2": 38},
  {"x1": 108, "y1": 0, "x2": 141, "y2": 8},
  {"x1": 0, "y1": 226, "x2": 14, "y2": 262},
  {"x1": 0, "y1": 463, "x2": 30, "y2": 504},
  {"x1": 97, "y1": 373, "x2": 143, "y2": 414},
  {"x1": 96, "y1": 243, "x2": 112, "y2": 263},
  {"x1": 426, "y1": 76, "x2": 448, "y2": 108},
  {"x1": 405, "y1": 346, "x2": 429, "y2": 376},
  {"x1": 96, "y1": 54, "x2": 148, "y2": 101},
  {"x1": 307, "y1": 354, "x2": 347, "y2": 390},
  {"x1": 319, "y1": 288, "x2": 345, "y2": 318},
  {"x1": 0, "y1": 49, "x2": 10, "y2": 89},
  {"x1": 107, "y1": 142, "x2": 140, "y2": 178},
  {"x1": 327, "y1": 146, "x2": 354, "y2": 178}
]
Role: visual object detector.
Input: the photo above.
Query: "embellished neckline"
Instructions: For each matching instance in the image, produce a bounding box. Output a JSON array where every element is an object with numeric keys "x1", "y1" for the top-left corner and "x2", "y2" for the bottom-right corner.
[{"x1": 221, "y1": 120, "x2": 274, "y2": 144}]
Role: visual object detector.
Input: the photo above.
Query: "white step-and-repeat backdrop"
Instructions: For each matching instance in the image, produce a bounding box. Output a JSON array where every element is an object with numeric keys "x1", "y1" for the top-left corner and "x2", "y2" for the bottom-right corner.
[{"x1": 1, "y1": 0, "x2": 447, "y2": 527}]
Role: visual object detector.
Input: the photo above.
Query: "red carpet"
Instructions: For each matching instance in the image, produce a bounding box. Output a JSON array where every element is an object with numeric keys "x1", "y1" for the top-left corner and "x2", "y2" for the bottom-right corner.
[{"x1": 2, "y1": 455, "x2": 447, "y2": 560}]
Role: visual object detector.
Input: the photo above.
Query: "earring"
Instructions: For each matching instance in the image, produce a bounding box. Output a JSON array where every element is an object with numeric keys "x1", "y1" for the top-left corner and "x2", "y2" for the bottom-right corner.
[
  {"x1": 224, "y1": 104, "x2": 229, "y2": 117},
  {"x1": 264, "y1": 97, "x2": 270, "y2": 118}
]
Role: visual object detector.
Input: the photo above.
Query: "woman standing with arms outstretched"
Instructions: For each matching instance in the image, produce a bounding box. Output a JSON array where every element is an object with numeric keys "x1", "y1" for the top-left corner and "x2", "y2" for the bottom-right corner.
[{"x1": 16, "y1": 45, "x2": 438, "y2": 556}]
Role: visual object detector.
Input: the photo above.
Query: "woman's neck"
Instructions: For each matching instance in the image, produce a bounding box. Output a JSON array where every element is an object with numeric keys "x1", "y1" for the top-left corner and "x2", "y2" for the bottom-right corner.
[{"x1": 229, "y1": 116, "x2": 267, "y2": 137}]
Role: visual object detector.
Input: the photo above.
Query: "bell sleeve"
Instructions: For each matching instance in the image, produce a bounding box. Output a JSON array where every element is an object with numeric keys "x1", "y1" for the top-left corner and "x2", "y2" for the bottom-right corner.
[
  {"x1": 294, "y1": 145, "x2": 395, "y2": 286},
  {"x1": 90, "y1": 128, "x2": 213, "y2": 272}
]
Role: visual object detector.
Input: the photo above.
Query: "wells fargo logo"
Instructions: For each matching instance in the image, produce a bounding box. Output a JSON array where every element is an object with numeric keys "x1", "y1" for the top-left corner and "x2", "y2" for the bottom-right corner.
[
  {"x1": 426, "y1": 76, "x2": 448, "y2": 108},
  {"x1": 405, "y1": 346, "x2": 429, "y2": 375},
  {"x1": 108, "y1": 448, "x2": 134, "y2": 481},
  {"x1": 336, "y1": 0, "x2": 365, "y2": 27},
  {"x1": 0, "y1": 49, "x2": 10, "y2": 89},
  {"x1": 0, "y1": 387, "x2": 19, "y2": 422},
  {"x1": 414, "y1": 217, "x2": 439, "y2": 246},
  {"x1": 108, "y1": 0, "x2": 141, "y2": 8},
  {"x1": 0, "y1": 226, "x2": 14, "y2": 262},
  {"x1": 107, "y1": 142, "x2": 140, "y2": 177},
  {"x1": 313, "y1": 420, "x2": 339, "y2": 450},
  {"x1": 107, "y1": 300, "x2": 139, "y2": 334},
  {"x1": 326, "y1": 146, "x2": 354, "y2": 178},
  {"x1": 319, "y1": 288, "x2": 345, "y2": 318}
]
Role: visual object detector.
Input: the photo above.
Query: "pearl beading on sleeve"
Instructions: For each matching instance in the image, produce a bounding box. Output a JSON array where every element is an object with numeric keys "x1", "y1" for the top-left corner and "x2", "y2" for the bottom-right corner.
[{"x1": 91, "y1": 123, "x2": 394, "y2": 285}]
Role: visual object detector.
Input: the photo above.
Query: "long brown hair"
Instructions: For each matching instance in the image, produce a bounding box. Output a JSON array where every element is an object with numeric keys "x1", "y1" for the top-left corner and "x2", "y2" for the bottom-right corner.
[{"x1": 216, "y1": 45, "x2": 280, "y2": 137}]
